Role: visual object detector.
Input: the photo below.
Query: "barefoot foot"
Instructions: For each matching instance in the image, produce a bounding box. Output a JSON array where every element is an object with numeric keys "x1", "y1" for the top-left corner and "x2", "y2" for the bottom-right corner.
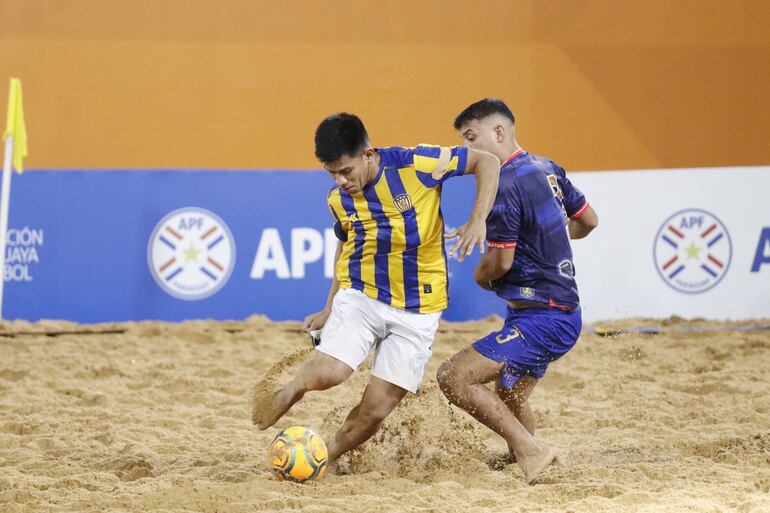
[
  {"x1": 325, "y1": 459, "x2": 338, "y2": 476},
  {"x1": 521, "y1": 445, "x2": 557, "y2": 484},
  {"x1": 251, "y1": 382, "x2": 296, "y2": 430}
]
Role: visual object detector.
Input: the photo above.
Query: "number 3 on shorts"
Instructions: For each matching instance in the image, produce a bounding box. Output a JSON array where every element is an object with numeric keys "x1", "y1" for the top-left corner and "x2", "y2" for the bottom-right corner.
[{"x1": 495, "y1": 327, "x2": 522, "y2": 344}]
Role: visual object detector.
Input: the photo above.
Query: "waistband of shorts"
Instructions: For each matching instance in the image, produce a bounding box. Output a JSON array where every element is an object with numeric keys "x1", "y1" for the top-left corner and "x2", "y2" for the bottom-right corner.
[
  {"x1": 507, "y1": 300, "x2": 550, "y2": 310},
  {"x1": 340, "y1": 286, "x2": 445, "y2": 316},
  {"x1": 506, "y1": 300, "x2": 581, "y2": 314}
]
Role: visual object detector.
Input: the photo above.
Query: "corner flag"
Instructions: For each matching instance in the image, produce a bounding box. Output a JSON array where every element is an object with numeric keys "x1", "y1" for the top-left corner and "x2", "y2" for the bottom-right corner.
[
  {"x1": 4, "y1": 78, "x2": 27, "y2": 173},
  {"x1": 0, "y1": 77, "x2": 29, "y2": 319}
]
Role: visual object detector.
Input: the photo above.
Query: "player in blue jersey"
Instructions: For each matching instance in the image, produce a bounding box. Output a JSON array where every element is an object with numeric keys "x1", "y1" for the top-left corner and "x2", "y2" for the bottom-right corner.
[{"x1": 437, "y1": 99, "x2": 598, "y2": 483}]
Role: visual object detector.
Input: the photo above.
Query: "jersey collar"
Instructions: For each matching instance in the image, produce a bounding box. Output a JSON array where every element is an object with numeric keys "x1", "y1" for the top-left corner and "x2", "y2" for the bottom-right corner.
[{"x1": 503, "y1": 148, "x2": 525, "y2": 166}]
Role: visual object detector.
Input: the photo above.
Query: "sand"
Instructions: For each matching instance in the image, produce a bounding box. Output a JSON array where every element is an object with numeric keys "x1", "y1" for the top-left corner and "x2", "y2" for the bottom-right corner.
[{"x1": 0, "y1": 316, "x2": 768, "y2": 513}]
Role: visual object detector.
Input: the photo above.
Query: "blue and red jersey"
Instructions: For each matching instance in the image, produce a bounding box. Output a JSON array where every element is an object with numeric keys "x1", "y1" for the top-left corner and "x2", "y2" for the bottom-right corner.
[{"x1": 486, "y1": 150, "x2": 589, "y2": 312}]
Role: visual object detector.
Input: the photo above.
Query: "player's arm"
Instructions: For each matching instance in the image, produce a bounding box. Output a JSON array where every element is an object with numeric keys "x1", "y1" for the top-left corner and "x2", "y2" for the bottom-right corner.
[
  {"x1": 568, "y1": 204, "x2": 598, "y2": 239},
  {"x1": 473, "y1": 247, "x2": 515, "y2": 290},
  {"x1": 444, "y1": 148, "x2": 500, "y2": 261},
  {"x1": 302, "y1": 237, "x2": 344, "y2": 333}
]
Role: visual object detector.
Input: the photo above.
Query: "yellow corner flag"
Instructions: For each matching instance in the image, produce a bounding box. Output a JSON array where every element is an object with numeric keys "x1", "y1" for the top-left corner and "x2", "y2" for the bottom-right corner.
[{"x1": 4, "y1": 78, "x2": 28, "y2": 174}]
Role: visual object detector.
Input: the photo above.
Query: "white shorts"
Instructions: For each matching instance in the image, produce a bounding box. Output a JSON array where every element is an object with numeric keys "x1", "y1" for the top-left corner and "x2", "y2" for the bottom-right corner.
[{"x1": 317, "y1": 288, "x2": 442, "y2": 394}]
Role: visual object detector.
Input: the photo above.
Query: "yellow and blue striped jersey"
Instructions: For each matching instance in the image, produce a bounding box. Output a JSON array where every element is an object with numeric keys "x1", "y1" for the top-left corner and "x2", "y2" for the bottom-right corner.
[{"x1": 328, "y1": 145, "x2": 468, "y2": 314}]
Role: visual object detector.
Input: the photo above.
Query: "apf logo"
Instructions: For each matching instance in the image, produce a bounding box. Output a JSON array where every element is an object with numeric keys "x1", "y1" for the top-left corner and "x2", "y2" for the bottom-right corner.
[
  {"x1": 148, "y1": 208, "x2": 236, "y2": 300},
  {"x1": 653, "y1": 209, "x2": 732, "y2": 294}
]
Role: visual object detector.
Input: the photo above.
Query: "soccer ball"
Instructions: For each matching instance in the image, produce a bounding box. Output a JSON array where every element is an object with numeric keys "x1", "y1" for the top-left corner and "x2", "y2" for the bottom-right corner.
[{"x1": 266, "y1": 426, "x2": 328, "y2": 482}]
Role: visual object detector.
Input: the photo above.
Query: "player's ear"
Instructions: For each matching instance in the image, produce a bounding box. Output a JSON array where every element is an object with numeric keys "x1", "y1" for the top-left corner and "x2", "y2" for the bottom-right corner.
[
  {"x1": 363, "y1": 147, "x2": 375, "y2": 161},
  {"x1": 495, "y1": 125, "x2": 505, "y2": 143}
]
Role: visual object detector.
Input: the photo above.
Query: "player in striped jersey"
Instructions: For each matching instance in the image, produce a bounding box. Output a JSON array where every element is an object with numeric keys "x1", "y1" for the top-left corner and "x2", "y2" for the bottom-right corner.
[{"x1": 252, "y1": 113, "x2": 500, "y2": 466}]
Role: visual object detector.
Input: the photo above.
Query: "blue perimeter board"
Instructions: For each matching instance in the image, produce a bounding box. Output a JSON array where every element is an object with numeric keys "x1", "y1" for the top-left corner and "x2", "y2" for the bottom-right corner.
[{"x1": 3, "y1": 170, "x2": 506, "y2": 323}]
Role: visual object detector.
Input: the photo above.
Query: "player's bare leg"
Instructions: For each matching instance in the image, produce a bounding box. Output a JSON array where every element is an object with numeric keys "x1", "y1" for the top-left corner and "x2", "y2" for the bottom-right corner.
[
  {"x1": 497, "y1": 375, "x2": 537, "y2": 434},
  {"x1": 437, "y1": 347, "x2": 556, "y2": 483},
  {"x1": 252, "y1": 351, "x2": 353, "y2": 430},
  {"x1": 326, "y1": 376, "x2": 407, "y2": 463},
  {"x1": 323, "y1": 403, "x2": 362, "y2": 475},
  {"x1": 488, "y1": 375, "x2": 538, "y2": 467}
]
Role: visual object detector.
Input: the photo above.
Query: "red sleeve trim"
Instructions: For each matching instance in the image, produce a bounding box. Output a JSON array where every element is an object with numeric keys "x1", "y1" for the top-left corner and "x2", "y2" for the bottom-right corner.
[
  {"x1": 487, "y1": 241, "x2": 517, "y2": 249},
  {"x1": 569, "y1": 201, "x2": 590, "y2": 220}
]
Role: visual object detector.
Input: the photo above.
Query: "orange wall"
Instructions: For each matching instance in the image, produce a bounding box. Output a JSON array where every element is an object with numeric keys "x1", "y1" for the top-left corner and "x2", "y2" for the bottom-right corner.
[{"x1": 2, "y1": 0, "x2": 769, "y2": 171}]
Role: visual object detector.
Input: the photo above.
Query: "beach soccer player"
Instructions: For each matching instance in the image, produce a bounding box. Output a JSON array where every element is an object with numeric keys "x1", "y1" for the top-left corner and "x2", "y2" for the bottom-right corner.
[
  {"x1": 252, "y1": 112, "x2": 500, "y2": 466},
  {"x1": 436, "y1": 98, "x2": 598, "y2": 483}
]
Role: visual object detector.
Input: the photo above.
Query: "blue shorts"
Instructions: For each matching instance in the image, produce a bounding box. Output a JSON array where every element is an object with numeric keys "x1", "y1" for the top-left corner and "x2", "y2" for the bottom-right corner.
[{"x1": 472, "y1": 306, "x2": 582, "y2": 388}]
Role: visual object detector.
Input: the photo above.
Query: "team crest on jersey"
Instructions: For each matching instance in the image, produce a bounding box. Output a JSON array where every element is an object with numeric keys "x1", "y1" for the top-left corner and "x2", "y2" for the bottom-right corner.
[
  {"x1": 520, "y1": 287, "x2": 535, "y2": 298},
  {"x1": 546, "y1": 175, "x2": 564, "y2": 202},
  {"x1": 653, "y1": 209, "x2": 732, "y2": 294},
  {"x1": 147, "y1": 207, "x2": 236, "y2": 300},
  {"x1": 558, "y1": 260, "x2": 575, "y2": 278},
  {"x1": 393, "y1": 194, "x2": 413, "y2": 213}
]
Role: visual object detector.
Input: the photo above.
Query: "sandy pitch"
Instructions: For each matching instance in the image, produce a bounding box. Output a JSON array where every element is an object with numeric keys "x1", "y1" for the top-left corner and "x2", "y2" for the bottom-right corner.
[{"x1": 1, "y1": 316, "x2": 768, "y2": 512}]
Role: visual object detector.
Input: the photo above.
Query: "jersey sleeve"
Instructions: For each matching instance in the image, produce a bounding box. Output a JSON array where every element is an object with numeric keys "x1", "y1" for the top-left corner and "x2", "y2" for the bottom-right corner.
[
  {"x1": 552, "y1": 163, "x2": 588, "y2": 218},
  {"x1": 327, "y1": 189, "x2": 348, "y2": 241},
  {"x1": 412, "y1": 145, "x2": 469, "y2": 188},
  {"x1": 486, "y1": 182, "x2": 522, "y2": 248}
]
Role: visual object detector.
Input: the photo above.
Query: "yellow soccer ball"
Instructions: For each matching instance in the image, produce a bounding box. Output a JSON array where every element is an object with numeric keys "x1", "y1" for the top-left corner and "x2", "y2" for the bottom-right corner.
[{"x1": 266, "y1": 426, "x2": 328, "y2": 482}]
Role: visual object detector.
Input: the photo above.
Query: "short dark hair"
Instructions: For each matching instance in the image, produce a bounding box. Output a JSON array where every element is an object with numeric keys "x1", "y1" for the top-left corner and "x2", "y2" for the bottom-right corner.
[
  {"x1": 453, "y1": 98, "x2": 515, "y2": 130},
  {"x1": 314, "y1": 113, "x2": 370, "y2": 163}
]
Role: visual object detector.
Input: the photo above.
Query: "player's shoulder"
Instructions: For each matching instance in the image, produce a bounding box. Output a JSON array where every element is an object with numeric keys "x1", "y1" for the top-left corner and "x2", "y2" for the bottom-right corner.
[
  {"x1": 502, "y1": 153, "x2": 551, "y2": 192},
  {"x1": 411, "y1": 144, "x2": 442, "y2": 157},
  {"x1": 377, "y1": 146, "x2": 414, "y2": 168},
  {"x1": 528, "y1": 153, "x2": 566, "y2": 175},
  {"x1": 379, "y1": 144, "x2": 449, "y2": 169},
  {"x1": 327, "y1": 184, "x2": 341, "y2": 200},
  {"x1": 507, "y1": 154, "x2": 562, "y2": 186}
]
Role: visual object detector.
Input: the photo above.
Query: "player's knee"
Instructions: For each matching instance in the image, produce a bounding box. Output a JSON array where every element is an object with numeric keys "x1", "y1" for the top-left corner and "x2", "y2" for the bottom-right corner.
[
  {"x1": 320, "y1": 368, "x2": 348, "y2": 389},
  {"x1": 437, "y1": 361, "x2": 462, "y2": 400},
  {"x1": 436, "y1": 361, "x2": 452, "y2": 389},
  {"x1": 298, "y1": 352, "x2": 354, "y2": 392},
  {"x1": 366, "y1": 406, "x2": 391, "y2": 426},
  {"x1": 304, "y1": 366, "x2": 348, "y2": 391},
  {"x1": 354, "y1": 403, "x2": 391, "y2": 428}
]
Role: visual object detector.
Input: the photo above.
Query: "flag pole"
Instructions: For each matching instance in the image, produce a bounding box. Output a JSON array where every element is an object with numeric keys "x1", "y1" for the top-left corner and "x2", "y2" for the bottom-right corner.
[{"x1": 0, "y1": 135, "x2": 13, "y2": 319}]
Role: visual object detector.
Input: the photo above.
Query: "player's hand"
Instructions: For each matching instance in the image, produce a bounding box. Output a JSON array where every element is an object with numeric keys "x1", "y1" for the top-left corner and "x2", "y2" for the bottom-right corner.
[
  {"x1": 446, "y1": 218, "x2": 487, "y2": 262},
  {"x1": 303, "y1": 308, "x2": 331, "y2": 334}
]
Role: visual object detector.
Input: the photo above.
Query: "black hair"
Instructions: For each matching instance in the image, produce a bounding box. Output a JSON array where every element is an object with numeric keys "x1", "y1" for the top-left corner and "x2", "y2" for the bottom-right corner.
[
  {"x1": 314, "y1": 113, "x2": 370, "y2": 163},
  {"x1": 453, "y1": 98, "x2": 515, "y2": 130}
]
